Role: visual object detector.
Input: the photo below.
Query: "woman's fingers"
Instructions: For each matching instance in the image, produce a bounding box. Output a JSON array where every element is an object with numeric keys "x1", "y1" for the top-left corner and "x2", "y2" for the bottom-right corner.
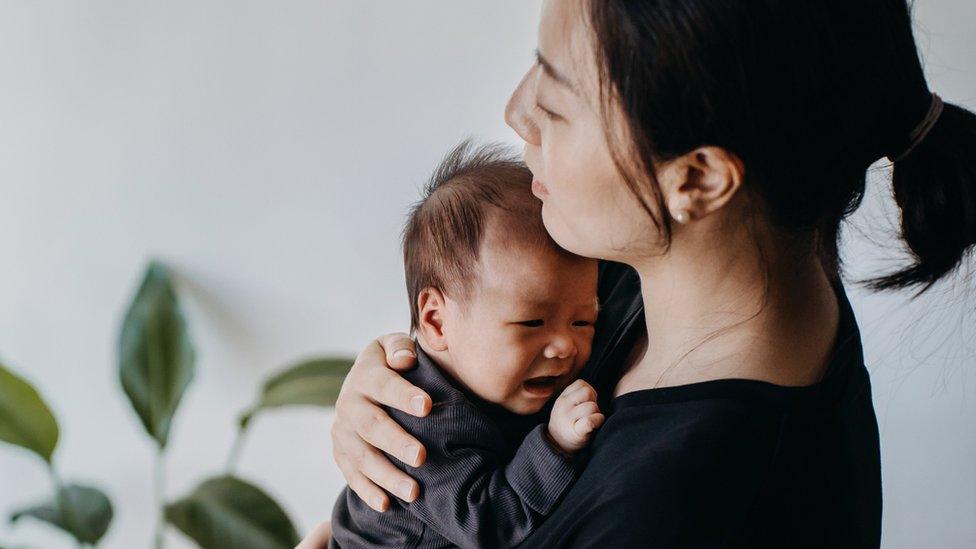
[
  {"x1": 345, "y1": 396, "x2": 427, "y2": 467},
  {"x1": 360, "y1": 442, "x2": 421, "y2": 501},
  {"x1": 332, "y1": 427, "x2": 420, "y2": 508},
  {"x1": 295, "y1": 520, "x2": 332, "y2": 549},
  {"x1": 330, "y1": 334, "x2": 431, "y2": 511},
  {"x1": 377, "y1": 332, "x2": 419, "y2": 371},
  {"x1": 363, "y1": 357, "x2": 432, "y2": 417},
  {"x1": 339, "y1": 465, "x2": 389, "y2": 513},
  {"x1": 354, "y1": 337, "x2": 431, "y2": 417},
  {"x1": 332, "y1": 422, "x2": 415, "y2": 511},
  {"x1": 332, "y1": 421, "x2": 391, "y2": 512}
]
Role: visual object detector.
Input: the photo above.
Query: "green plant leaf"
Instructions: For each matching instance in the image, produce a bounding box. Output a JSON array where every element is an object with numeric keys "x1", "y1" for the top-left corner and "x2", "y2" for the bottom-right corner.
[
  {"x1": 118, "y1": 261, "x2": 195, "y2": 449},
  {"x1": 165, "y1": 475, "x2": 299, "y2": 549},
  {"x1": 0, "y1": 362, "x2": 59, "y2": 463},
  {"x1": 10, "y1": 484, "x2": 114, "y2": 545},
  {"x1": 239, "y1": 357, "x2": 354, "y2": 428}
]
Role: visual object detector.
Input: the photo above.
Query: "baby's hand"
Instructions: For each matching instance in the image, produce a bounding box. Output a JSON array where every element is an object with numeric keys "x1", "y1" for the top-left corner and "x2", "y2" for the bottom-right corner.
[{"x1": 547, "y1": 379, "x2": 605, "y2": 454}]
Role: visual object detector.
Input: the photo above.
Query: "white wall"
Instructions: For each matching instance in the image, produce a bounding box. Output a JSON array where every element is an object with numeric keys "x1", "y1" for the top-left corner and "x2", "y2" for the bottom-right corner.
[{"x1": 0, "y1": 1, "x2": 973, "y2": 548}]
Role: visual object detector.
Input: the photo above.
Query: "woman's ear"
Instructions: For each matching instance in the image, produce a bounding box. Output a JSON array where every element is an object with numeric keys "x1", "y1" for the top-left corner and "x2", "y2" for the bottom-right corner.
[
  {"x1": 417, "y1": 287, "x2": 449, "y2": 351},
  {"x1": 657, "y1": 146, "x2": 745, "y2": 223}
]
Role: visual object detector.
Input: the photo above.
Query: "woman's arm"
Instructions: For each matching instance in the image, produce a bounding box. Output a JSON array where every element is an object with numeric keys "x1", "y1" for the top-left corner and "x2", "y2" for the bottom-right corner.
[
  {"x1": 295, "y1": 520, "x2": 331, "y2": 549},
  {"x1": 330, "y1": 333, "x2": 432, "y2": 512},
  {"x1": 330, "y1": 262, "x2": 627, "y2": 513}
]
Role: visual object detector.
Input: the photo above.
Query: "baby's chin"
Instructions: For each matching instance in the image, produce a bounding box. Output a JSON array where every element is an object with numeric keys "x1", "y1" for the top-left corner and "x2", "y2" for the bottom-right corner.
[{"x1": 502, "y1": 399, "x2": 548, "y2": 416}]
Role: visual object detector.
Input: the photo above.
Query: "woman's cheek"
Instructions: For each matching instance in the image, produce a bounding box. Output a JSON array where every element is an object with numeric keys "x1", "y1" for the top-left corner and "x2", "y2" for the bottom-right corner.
[
  {"x1": 551, "y1": 137, "x2": 594, "y2": 196},
  {"x1": 541, "y1": 129, "x2": 572, "y2": 182}
]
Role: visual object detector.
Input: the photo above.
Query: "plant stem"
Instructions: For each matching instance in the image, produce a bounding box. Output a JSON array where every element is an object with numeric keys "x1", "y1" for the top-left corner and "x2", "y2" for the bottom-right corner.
[
  {"x1": 46, "y1": 464, "x2": 83, "y2": 549},
  {"x1": 225, "y1": 426, "x2": 249, "y2": 475},
  {"x1": 153, "y1": 447, "x2": 166, "y2": 549}
]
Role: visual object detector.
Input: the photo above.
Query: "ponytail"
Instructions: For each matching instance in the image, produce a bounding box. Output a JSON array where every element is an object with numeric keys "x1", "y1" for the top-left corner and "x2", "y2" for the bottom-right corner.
[
  {"x1": 861, "y1": 101, "x2": 976, "y2": 297},
  {"x1": 583, "y1": 0, "x2": 975, "y2": 299}
]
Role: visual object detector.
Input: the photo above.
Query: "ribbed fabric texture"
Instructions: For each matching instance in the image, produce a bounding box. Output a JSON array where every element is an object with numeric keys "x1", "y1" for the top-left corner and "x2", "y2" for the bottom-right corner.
[
  {"x1": 516, "y1": 264, "x2": 883, "y2": 548},
  {"x1": 330, "y1": 347, "x2": 579, "y2": 549}
]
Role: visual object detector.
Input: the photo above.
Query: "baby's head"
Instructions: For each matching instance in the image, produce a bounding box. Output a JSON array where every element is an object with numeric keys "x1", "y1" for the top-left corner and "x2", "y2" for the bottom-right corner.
[{"x1": 403, "y1": 142, "x2": 599, "y2": 415}]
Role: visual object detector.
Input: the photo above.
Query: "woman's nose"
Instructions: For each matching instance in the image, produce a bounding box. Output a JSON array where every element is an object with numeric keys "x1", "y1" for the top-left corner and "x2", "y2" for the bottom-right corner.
[
  {"x1": 505, "y1": 67, "x2": 542, "y2": 147},
  {"x1": 543, "y1": 333, "x2": 578, "y2": 360}
]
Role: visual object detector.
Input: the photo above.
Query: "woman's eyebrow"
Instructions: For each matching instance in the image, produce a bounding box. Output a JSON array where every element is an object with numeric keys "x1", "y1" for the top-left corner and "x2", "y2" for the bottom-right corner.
[{"x1": 535, "y1": 49, "x2": 578, "y2": 94}]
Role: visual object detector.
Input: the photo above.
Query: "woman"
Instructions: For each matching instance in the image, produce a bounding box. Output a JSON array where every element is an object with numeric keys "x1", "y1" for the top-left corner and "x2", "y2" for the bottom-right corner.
[{"x1": 305, "y1": 0, "x2": 976, "y2": 546}]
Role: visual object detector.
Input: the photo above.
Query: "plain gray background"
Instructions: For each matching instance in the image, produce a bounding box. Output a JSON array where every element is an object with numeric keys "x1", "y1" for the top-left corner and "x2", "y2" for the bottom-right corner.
[{"x1": 0, "y1": 1, "x2": 973, "y2": 547}]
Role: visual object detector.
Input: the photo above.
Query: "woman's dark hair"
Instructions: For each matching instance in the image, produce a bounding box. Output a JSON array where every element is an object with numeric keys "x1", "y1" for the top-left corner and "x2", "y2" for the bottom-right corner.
[{"x1": 587, "y1": 0, "x2": 976, "y2": 298}]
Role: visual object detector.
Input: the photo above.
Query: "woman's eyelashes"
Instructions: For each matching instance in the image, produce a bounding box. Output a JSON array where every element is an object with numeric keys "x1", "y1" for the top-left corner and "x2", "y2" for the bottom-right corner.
[{"x1": 534, "y1": 102, "x2": 562, "y2": 121}]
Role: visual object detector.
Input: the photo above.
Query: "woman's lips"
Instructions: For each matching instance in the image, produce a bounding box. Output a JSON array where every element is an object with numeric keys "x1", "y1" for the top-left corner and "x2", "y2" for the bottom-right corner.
[{"x1": 531, "y1": 179, "x2": 549, "y2": 198}]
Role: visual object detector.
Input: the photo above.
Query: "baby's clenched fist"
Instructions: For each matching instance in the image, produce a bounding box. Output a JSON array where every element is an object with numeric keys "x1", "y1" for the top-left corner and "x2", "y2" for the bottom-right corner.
[{"x1": 547, "y1": 379, "x2": 605, "y2": 454}]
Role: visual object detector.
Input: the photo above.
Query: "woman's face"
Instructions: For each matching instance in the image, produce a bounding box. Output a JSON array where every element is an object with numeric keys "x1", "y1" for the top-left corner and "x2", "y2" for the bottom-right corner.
[{"x1": 505, "y1": 0, "x2": 661, "y2": 263}]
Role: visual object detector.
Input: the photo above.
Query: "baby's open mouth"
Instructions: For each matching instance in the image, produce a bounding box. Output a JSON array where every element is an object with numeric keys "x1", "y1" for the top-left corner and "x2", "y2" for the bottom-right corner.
[{"x1": 523, "y1": 375, "x2": 561, "y2": 396}]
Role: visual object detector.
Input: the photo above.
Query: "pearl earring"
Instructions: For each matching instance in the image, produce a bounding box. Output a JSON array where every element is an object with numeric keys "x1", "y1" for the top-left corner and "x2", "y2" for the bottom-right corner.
[{"x1": 673, "y1": 210, "x2": 690, "y2": 224}]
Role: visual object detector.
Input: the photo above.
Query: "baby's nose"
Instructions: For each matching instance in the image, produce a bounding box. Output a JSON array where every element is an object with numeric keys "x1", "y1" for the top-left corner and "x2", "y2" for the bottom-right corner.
[{"x1": 544, "y1": 336, "x2": 578, "y2": 360}]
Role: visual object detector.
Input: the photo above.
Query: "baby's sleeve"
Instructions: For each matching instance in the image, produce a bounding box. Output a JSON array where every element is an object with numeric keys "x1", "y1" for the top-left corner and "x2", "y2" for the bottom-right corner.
[{"x1": 388, "y1": 402, "x2": 578, "y2": 549}]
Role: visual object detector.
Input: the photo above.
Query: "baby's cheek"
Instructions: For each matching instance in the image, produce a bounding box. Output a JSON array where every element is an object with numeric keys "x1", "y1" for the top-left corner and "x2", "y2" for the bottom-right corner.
[
  {"x1": 494, "y1": 365, "x2": 526, "y2": 400},
  {"x1": 576, "y1": 343, "x2": 593, "y2": 370}
]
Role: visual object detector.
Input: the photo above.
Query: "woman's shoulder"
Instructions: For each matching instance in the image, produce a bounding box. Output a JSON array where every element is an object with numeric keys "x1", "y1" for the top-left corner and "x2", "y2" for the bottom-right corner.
[
  {"x1": 520, "y1": 384, "x2": 789, "y2": 548},
  {"x1": 599, "y1": 381, "x2": 793, "y2": 470}
]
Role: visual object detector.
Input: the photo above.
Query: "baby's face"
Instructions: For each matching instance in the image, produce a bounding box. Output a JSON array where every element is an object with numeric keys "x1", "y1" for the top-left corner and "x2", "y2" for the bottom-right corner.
[{"x1": 442, "y1": 239, "x2": 599, "y2": 414}]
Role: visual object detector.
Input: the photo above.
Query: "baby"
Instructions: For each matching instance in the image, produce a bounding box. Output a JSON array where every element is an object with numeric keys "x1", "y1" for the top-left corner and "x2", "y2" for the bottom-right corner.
[{"x1": 329, "y1": 142, "x2": 604, "y2": 549}]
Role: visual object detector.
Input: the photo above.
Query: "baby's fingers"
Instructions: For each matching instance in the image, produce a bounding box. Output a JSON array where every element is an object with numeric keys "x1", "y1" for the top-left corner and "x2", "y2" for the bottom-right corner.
[
  {"x1": 573, "y1": 412, "x2": 606, "y2": 437},
  {"x1": 570, "y1": 400, "x2": 601, "y2": 421},
  {"x1": 559, "y1": 379, "x2": 598, "y2": 406},
  {"x1": 558, "y1": 379, "x2": 589, "y2": 397}
]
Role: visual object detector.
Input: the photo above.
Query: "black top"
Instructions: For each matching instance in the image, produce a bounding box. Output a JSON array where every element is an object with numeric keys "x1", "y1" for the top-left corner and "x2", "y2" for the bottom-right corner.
[
  {"x1": 517, "y1": 261, "x2": 883, "y2": 547},
  {"x1": 329, "y1": 345, "x2": 579, "y2": 549}
]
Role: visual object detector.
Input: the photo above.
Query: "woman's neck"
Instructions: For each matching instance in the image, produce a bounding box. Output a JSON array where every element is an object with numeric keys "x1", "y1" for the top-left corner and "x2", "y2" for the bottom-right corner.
[{"x1": 615, "y1": 217, "x2": 840, "y2": 396}]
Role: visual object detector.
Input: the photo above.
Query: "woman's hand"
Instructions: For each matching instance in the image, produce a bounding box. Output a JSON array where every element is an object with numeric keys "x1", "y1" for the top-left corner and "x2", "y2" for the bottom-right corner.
[
  {"x1": 331, "y1": 333, "x2": 432, "y2": 512},
  {"x1": 295, "y1": 520, "x2": 332, "y2": 549}
]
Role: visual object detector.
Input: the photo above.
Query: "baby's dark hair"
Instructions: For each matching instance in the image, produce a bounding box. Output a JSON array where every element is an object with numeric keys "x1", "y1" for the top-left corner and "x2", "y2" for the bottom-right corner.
[{"x1": 402, "y1": 140, "x2": 571, "y2": 334}]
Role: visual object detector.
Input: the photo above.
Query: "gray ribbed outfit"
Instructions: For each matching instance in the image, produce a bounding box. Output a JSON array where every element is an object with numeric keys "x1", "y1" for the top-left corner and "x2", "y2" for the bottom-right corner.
[{"x1": 329, "y1": 345, "x2": 579, "y2": 549}]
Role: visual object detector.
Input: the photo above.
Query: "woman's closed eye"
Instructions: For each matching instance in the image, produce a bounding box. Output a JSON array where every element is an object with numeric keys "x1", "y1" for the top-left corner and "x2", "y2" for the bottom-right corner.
[
  {"x1": 572, "y1": 320, "x2": 594, "y2": 327},
  {"x1": 534, "y1": 102, "x2": 562, "y2": 122}
]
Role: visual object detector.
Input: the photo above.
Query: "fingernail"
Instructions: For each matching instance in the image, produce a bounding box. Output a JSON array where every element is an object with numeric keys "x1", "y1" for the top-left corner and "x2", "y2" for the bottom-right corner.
[
  {"x1": 393, "y1": 349, "x2": 416, "y2": 360},
  {"x1": 411, "y1": 395, "x2": 426, "y2": 414},
  {"x1": 371, "y1": 495, "x2": 386, "y2": 512},
  {"x1": 398, "y1": 480, "x2": 415, "y2": 500},
  {"x1": 406, "y1": 444, "x2": 421, "y2": 465}
]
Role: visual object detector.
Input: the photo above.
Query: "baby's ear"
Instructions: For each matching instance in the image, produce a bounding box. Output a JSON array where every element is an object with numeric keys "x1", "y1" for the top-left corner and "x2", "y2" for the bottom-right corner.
[{"x1": 417, "y1": 287, "x2": 449, "y2": 351}]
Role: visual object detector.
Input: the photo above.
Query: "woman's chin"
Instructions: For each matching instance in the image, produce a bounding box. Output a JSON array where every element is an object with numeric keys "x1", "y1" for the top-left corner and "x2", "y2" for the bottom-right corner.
[
  {"x1": 541, "y1": 210, "x2": 576, "y2": 251},
  {"x1": 541, "y1": 213, "x2": 603, "y2": 260}
]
